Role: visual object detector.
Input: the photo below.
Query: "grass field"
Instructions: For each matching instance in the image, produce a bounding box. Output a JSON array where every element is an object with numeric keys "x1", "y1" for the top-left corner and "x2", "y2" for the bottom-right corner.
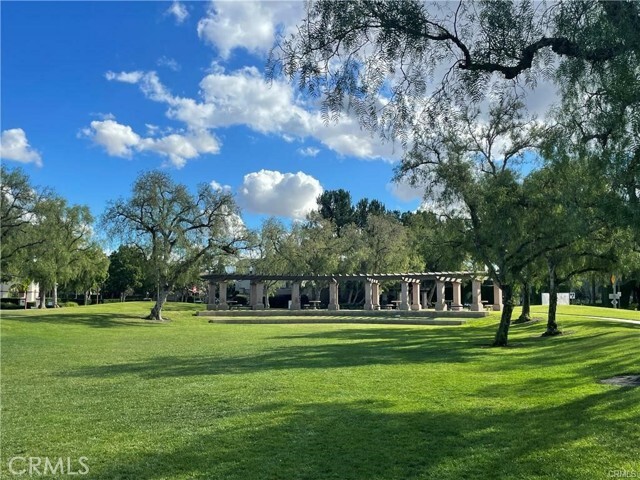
[{"x1": 1, "y1": 303, "x2": 638, "y2": 479}]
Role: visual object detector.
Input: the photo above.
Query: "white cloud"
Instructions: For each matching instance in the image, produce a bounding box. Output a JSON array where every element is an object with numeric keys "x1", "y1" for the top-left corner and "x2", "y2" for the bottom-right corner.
[
  {"x1": 82, "y1": 119, "x2": 219, "y2": 168},
  {"x1": 297, "y1": 146, "x2": 320, "y2": 157},
  {"x1": 0, "y1": 129, "x2": 42, "y2": 166},
  {"x1": 138, "y1": 129, "x2": 220, "y2": 168},
  {"x1": 146, "y1": 124, "x2": 160, "y2": 136},
  {"x1": 386, "y1": 180, "x2": 425, "y2": 202},
  {"x1": 166, "y1": 1, "x2": 189, "y2": 24},
  {"x1": 238, "y1": 169, "x2": 323, "y2": 220},
  {"x1": 157, "y1": 56, "x2": 181, "y2": 72},
  {"x1": 85, "y1": 120, "x2": 140, "y2": 157},
  {"x1": 210, "y1": 180, "x2": 232, "y2": 192},
  {"x1": 197, "y1": 1, "x2": 303, "y2": 59},
  {"x1": 105, "y1": 71, "x2": 144, "y2": 84},
  {"x1": 107, "y1": 68, "x2": 399, "y2": 162}
]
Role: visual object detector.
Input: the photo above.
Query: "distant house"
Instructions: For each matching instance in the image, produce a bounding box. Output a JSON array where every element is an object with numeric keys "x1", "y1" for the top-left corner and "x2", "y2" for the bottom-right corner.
[{"x1": 0, "y1": 280, "x2": 40, "y2": 304}]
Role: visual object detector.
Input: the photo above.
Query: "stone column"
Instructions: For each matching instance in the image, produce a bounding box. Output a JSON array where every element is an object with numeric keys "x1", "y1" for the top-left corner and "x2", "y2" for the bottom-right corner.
[
  {"x1": 218, "y1": 281, "x2": 229, "y2": 310},
  {"x1": 251, "y1": 282, "x2": 264, "y2": 310},
  {"x1": 255, "y1": 282, "x2": 265, "y2": 310},
  {"x1": 421, "y1": 290, "x2": 429, "y2": 309},
  {"x1": 451, "y1": 280, "x2": 462, "y2": 311},
  {"x1": 249, "y1": 282, "x2": 256, "y2": 309},
  {"x1": 411, "y1": 282, "x2": 422, "y2": 311},
  {"x1": 291, "y1": 282, "x2": 301, "y2": 310},
  {"x1": 492, "y1": 283, "x2": 503, "y2": 311},
  {"x1": 207, "y1": 281, "x2": 216, "y2": 310},
  {"x1": 435, "y1": 280, "x2": 447, "y2": 311},
  {"x1": 400, "y1": 281, "x2": 410, "y2": 310},
  {"x1": 470, "y1": 279, "x2": 483, "y2": 311},
  {"x1": 371, "y1": 282, "x2": 380, "y2": 310},
  {"x1": 328, "y1": 280, "x2": 340, "y2": 310},
  {"x1": 364, "y1": 281, "x2": 373, "y2": 310}
]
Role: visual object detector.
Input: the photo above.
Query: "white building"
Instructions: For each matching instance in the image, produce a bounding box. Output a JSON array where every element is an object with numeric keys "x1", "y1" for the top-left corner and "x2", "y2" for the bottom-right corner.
[
  {"x1": 541, "y1": 293, "x2": 571, "y2": 306},
  {"x1": 0, "y1": 281, "x2": 40, "y2": 304}
]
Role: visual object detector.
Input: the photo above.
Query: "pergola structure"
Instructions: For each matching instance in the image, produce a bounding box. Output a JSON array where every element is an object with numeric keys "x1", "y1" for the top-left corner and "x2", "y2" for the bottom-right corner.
[{"x1": 201, "y1": 272, "x2": 503, "y2": 312}]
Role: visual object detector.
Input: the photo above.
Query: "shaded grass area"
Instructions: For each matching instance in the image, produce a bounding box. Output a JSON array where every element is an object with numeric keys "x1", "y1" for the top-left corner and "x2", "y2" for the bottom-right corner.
[{"x1": 1, "y1": 302, "x2": 639, "y2": 479}]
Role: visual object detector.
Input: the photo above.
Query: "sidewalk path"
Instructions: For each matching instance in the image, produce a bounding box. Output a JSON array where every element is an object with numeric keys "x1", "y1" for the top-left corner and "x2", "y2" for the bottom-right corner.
[{"x1": 557, "y1": 313, "x2": 640, "y2": 326}]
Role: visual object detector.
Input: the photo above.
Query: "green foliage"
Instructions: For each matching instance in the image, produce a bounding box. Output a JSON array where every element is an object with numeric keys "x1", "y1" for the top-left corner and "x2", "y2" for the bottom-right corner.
[
  {"x1": 59, "y1": 301, "x2": 79, "y2": 308},
  {"x1": 316, "y1": 189, "x2": 354, "y2": 235},
  {"x1": 0, "y1": 166, "x2": 49, "y2": 279},
  {"x1": 104, "y1": 245, "x2": 147, "y2": 298},
  {"x1": 401, "y1": 211, "x2": 468, "y2": 271},
  {"x1": 25, "y1": 197, "x2": 96, "y2": 300},
  {"x1": 102, "y1": 171, "x2": 250, "y2": 319},
  {"x1": 275, "y1": 0, "x2": 640, "y2": 344},
  {"x1": 69, "y1": 243, "x2": 110, "y2": 298},
  {"x1": 0, "y1": 301, "x2": 22, "y2": 310},
  {"x1": 274, "y1": 0, "x2": 638, "y2": 142},
  {"x1": 1, "y1": 167, "x2": 104, "y2": 308}
]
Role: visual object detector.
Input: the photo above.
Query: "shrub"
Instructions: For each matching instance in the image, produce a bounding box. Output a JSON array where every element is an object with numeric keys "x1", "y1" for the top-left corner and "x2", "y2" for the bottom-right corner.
[
  {"x1": 0, "y1": 301, "x2": 22, "y2": 310},
  {"x1": 59, "y1": 301, "x2": 79, "y2": 308}
]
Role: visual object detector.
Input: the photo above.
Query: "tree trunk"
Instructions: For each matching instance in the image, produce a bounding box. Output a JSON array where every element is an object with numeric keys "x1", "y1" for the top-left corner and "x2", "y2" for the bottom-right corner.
[
  {"x1": 427, "y1": 285, "x2": 435, "y2": 308},
  {"x1": 493, "y1": 283, "x2": 514, "y2": 347},
  {"x1": 53, "y1": 283, "x2": 59, "y2": 308},
  {"x1": 516, "y1": 281, "x2": 531, "y2": 323},
  {"x1": 84, "y1": 291, "x2": 90, "y2": 306},
  {"x1": 147, "y1": 289, "x2": 169, "y2": 320},
  {"x1": 38, "y1": 288, "x2": 47, "y2": 309},
  {"x1": 544, "y1": 263, "x2": 562, "y2": 336},
  {"x1": 591, "y1": 274, "x2": 597, "y2": 305},
  {"x1": 347, "y1": 288, "x2": 355, "y2": 305}
]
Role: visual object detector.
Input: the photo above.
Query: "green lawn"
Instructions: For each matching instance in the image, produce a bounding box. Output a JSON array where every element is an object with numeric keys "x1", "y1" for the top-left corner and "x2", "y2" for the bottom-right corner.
[{"x1": 1, "y1": 303, "x2": 638, "y2": 479}]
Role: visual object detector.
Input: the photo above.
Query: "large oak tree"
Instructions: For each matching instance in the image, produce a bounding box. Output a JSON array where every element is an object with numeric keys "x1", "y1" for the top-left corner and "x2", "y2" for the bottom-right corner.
[{"x1": 103, "y1": 171, "x2": 249, "y2": 320}]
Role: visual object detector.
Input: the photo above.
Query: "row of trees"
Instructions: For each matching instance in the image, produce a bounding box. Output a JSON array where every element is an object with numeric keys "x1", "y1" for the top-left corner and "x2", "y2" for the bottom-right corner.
[
  {"x1": 1, "y1": 168, "x2": 251, "y2": 319},
  {"x1": 1, "y1": 166, "x2": 108, "y2": 308},
  {"x1": 2, "y1": 163, "x2": 637, "y2": 326},
  {"x1": 272, "y1": 0, "x2": 640, "y2": 345},
  {"x1": 249, "y1": 186, "x2": 637, "y2": 312},
  {"x1": 244, "y1": 190, "x2": 465, "y2": 305}
]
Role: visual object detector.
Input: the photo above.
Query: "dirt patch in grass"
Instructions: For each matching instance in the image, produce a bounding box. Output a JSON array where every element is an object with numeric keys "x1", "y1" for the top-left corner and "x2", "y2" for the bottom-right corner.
[
  {"x1": 512, "y1": 318, "x2": 543, "y2": 327},
  {"x1": 599, "y1": 374, "x2": 640, "y2": 387}
]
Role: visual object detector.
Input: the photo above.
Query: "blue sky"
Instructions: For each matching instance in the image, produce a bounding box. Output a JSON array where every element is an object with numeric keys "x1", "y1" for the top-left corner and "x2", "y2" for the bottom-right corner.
[{"x1": 1, "y1": 1, "x2": 423, "y2": 231}]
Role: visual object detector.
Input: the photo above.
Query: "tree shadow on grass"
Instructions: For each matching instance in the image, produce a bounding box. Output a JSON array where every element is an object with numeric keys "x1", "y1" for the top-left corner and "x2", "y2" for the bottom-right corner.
[
  {"x1": 62, "y1": 328, "x2": 488, "y2": 379},
  {"x1": 2, "y1": 312, "x2": 162, "y2": 328},
  {"x1": 91, "y1": 388, "x2": 639, "y2": 480},
  {"x1": 474, "y1": 322, "x2": 640, "y2": 380}
]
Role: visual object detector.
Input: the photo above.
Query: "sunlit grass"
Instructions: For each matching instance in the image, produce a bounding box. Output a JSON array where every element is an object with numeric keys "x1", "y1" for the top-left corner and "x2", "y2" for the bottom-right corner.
[{"x1": 1, "y1": 303, "x2": 638, "y2": 479}]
